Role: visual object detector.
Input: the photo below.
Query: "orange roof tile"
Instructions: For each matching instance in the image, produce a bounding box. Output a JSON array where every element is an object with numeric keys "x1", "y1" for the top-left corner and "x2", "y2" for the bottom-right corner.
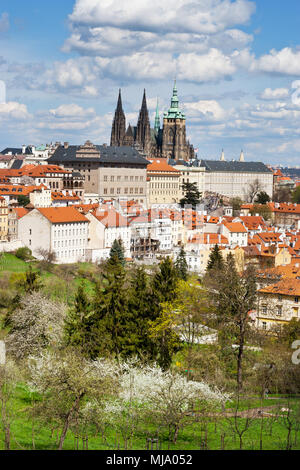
[
  {"x1": 37, "y1": 207, "x2": 89, "y2": 224},
  {"x1": 259, "y1": 278, "x2": 300, "y2": 296}
]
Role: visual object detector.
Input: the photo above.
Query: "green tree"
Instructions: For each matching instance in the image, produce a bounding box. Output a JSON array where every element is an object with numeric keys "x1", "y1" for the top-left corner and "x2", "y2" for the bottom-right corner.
[
  {"x1": 206, "y1": 244, "x2": 224, "y2": 272},
  {"x1": 255, "y1": 191, "x2": 270, "y2": 205},
  {"x1": 175, "y1": 247, "x2": 188, "y2": 281},
  {"x1": 180, "y1": 182, "x2": 201, "y2": 209},
  {"x1": 250, "y1": 203, "x2": 272, "y2": 221},
  {"x1": 109, "y1": 239, "x2": 126, "y2": 267},
  {"x1": 230, "y1": 197, "x2": 243, "y2": 212},
  {"x1": 151, "y1": 257, "x2": 178, "y2": 306},
  {"x1": 17, "y1": 195, "x2": 30, "y2": 207},
  {"x1": 93, "y1": 256, "x2": 129, "y2": 357},
  {"x1": 150, "y1": 257, "x2": 179, "y2": 368},
  {"x1": 292, "y1": 186, "x2": 300, "y2": 204},
  {"x1": 127, "y1": 266, "x2": 153, "y2": 356},
  {"x1": 206, "y1": 254, "x2": 257, "y2": 394},
  {"x1": 65, "y1": 284, "x2": 97, "y2": 358}
]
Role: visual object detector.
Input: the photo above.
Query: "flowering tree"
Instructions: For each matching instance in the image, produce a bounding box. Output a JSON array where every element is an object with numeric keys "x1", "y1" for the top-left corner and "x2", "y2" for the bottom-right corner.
[
  {"x1": 0, "y1": 360, "x2": 20, "y2": 450},
  {"x1": 6, "y1": 292, "x2": 67, "y2": 359},
  {"x1": 105, "y1": 361, "x2": 230, "y2": 444},
  {"x1": 27, "y1": 350, "x2": 119, "y2": 450}
]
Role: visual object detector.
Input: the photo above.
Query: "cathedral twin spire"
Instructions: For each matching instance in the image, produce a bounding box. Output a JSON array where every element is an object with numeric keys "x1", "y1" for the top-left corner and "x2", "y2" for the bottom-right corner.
[{"x1": 110, "y1": 88, "x2": 153, "y2": 151}]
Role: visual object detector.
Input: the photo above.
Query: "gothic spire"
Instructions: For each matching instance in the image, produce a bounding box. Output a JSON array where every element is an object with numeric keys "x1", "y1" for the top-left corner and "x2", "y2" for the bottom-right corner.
[
  {"x1": 110, "y1": 89, "x2": 126, "y2": 146},
  {"x1": 136, "y1": 89, "x2": 151, "y2": 152}
]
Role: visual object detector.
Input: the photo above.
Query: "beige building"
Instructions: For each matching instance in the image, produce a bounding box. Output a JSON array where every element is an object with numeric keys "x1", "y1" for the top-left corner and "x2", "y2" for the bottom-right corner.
[
  {"x1": 200, "y1": 158, "x2": 273, "y2": 200},
  {"x1": 257, "y1": 278, "x2": 300, "y2": 331},
  {"x1": 7, "y1": 207, "x2": 28, "y2": 241},
  {"x1": 177, "y1": 165, "x2": 205, "y2": 200},
  {"x1": 48, "y1": 141, "x2": 149, "y2": 206},
  {"x1": 147, "y1": 158, "x2": 181, "y2": 205},
  {"x1": 0, "y1": 196, "x2": 8, "y2": 241}
]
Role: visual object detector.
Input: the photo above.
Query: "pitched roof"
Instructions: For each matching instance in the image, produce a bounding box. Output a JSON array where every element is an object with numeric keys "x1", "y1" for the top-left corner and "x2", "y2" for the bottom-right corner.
[
  {"x1": 200, "y1": 160, "x2": 272, "y2": 173},
  {"x1": 37, "y1": 207, "x2": 89, "y2": 224},
  {"x1": 147, "y1": 158, "x2": 180, "y2": 174},
  {"x1": 259, "y1": 278, "x2": 300, "y2": 296},
  {"x1": 91, "y1": 207, "x2": 128, "y2": 228},
  {"x1": 49, "y1": 144, "x2": 149, "y2": 166},
  {"x1": 223, "y1": 222, "x2": 247, "y2": 233},
  {"x1": 13, "y1": 207, "x2": 29, "y2": 219}
]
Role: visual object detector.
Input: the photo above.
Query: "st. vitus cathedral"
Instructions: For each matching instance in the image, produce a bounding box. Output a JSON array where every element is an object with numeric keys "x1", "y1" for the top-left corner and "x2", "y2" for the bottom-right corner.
[{"x1": 110, "y1": 82, "x2": 195, "y2": 161}]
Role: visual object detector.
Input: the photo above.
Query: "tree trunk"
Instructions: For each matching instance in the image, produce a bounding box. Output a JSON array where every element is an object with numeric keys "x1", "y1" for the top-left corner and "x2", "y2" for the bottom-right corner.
[
  {"x1": 4, "y1": 425, "x2": 10, "y2": 450},
  {"x1": 237, "y1": 319, "x2": 246, "y2": 394},
  {"x1": 58, "y1": 394, "x2": 83, "y2": 450}
]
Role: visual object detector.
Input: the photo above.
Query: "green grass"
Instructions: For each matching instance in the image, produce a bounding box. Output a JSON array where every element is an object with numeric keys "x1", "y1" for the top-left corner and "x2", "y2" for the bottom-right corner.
[
  {"x1": 1, "y1": 385, "x2": 299, "y2": 451},
  {"x1": 0, "y1": 253, "x2": 28, "y2": 273}
]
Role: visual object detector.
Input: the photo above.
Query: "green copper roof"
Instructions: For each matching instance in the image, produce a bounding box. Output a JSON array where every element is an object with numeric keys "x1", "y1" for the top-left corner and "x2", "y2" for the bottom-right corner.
[{"x1": 164, "y1": 80, "x2": 186, "y2": 120}]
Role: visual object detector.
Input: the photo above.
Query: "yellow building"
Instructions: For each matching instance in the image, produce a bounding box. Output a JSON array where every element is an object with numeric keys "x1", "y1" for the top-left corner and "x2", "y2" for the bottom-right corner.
[
  {"x1": 0, "y1": 196, "x2": 8, "y2": 241},
  {"x1": 257, "y1": 278, "x2": 300, "y2": 331},
  {"x1": 147, "y1": 158, "x2": 181, "y2": 205}
]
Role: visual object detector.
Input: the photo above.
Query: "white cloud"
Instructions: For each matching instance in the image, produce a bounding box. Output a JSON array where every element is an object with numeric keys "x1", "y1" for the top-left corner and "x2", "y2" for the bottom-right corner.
[
  {"x1": 44, "y1": 58, "x2": 99, "y2": 96},
  {"x1": 251, "y1": 47, "x2": 300, "y2": 75},
  {"x1": 69, "y1": 0, "x2": 255, "y2": 34},
  {"x1": 50, "y1": 104, "x2": 95, "y2": 118},
  {"x1": 0, "y1": 101, "x2": 31, "y2": 120},
  {"x1": 178, "y1": 49, "x2": 236, "y2": 81},
  {"x1": 183, "y1": 99, "x2": 226, "y2": 122},
  {"x1": 259, "y1": 87, "x2": 290, "y2": 100}
]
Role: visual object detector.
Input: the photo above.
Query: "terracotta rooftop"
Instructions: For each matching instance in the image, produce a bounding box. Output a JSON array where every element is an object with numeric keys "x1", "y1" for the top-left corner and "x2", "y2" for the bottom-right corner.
[
  {"x1": 259, "y1": 278, "x2": 300, "y2": 297},
  {"x1": 37, "y1": 207, "x2": 89, "y2": 224}
]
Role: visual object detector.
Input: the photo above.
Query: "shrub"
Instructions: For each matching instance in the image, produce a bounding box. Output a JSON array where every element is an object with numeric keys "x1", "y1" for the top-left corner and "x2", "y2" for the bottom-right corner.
[{"x1": 15, "y1": 247, "x2": 32, "y2": 261}]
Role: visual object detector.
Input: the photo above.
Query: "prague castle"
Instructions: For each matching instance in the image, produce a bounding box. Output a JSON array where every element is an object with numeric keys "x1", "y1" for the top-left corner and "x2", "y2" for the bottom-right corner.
[{"x1": 110, "y1": 82, "x2": 195, "y2": 161}]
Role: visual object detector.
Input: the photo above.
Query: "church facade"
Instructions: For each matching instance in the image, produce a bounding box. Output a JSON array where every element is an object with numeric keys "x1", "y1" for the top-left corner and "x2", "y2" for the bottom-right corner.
[{"x1": 110, "y1": 82, "x2": 195, "y2": 161}]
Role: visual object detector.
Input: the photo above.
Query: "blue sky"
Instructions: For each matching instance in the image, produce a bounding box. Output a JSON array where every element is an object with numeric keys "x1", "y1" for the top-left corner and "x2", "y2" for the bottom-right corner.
[{"x1": 1, "y1": 0, "x2": 300, "y2": 165}]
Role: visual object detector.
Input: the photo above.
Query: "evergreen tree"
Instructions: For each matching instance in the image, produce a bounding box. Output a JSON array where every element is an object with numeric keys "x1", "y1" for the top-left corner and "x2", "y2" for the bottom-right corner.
[
  {"x1": 65, "y1": 285, "x2": 97, "y2": 358},
  {"x1": 109, "y1": 239, "x2": 126, "y2": 267},
  {"x1": 151, "y1": 257, "x2": 179, "y2": 306},
  {"x1": 255, "y1": 191, "x2": 270, "y2": 205},
  {"x1": 127, "y1": 266, "x2": 153, "y2": 356},
  {"x1": 180, "y1": 182, "x2": 201, "y2": 209},
  {"x1": 150, "y1": 257, "x2": 179, "y2": 368},
  {"x1": 175, "y1": 247, "x2": 188, "y2": 281},
  {"x1": 93, "y1": 257, "x2": 129, "y2": 357},
  {"x1": 206, "y1": 244, "x2": 224, "y2": 272}
]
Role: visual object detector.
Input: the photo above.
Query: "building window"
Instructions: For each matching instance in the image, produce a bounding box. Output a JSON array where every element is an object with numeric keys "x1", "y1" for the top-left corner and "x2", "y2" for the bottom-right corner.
[
  {"x1": 262, "y1": 322, "x2": 267, "y2": 330},
  {"x1": 295, "y1": 297, "x2": 299, "y2": 303},
  {"x1": 276, "y1": 305, "x2": 282, "y2": 317}
]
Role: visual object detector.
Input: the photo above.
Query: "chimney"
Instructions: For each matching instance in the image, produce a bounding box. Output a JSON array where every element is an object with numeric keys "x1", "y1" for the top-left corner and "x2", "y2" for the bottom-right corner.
[
  {"x1": 22, "y1": 145, "x2": 26, "y2": 154},
  {"x1": 220, "y1": 149, "x2": 225, "y2": 161},
  {"x1": 64, "y1": 142, "x2": 69, "y2": 149},
  {"x1": 239, "y1": 150, "x2": 245, "y2": 162}
]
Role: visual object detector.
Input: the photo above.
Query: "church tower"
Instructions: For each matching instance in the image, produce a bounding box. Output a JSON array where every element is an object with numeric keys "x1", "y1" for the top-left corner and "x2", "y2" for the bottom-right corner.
[
  {"x1": 162, "y1": 81, "x2": 188, "y2": 161},
  {"x1": 136, "y1": 89, "x2": 151, "y2": 153},
  {"x1": 110, "y1": 89, "x2": 126, "y2": 146}
]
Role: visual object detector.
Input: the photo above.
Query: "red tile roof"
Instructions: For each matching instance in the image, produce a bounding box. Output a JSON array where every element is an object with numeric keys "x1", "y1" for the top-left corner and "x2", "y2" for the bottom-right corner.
[{"x1": 37, "y1": 207, "x2": 89, "y2": 224}]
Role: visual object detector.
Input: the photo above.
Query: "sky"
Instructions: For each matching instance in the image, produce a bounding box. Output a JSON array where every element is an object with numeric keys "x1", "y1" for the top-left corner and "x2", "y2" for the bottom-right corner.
[{"x1": 1, "y1": 0, "x2": 300, "y2": 165}]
